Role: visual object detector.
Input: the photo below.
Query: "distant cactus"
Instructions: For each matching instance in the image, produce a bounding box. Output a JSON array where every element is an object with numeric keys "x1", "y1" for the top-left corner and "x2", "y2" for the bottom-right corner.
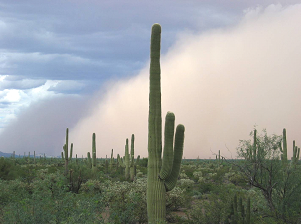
[
  {"x1": 116, "y1": 153, "x2": 122, "y2": 172},
  {"x1": 253, "y1": 129, "x2": 257, "y2": 161},
  {"x1": 110, "y1": 149, "x2": 114, "y2": 171},
  {"x1": 280, "y1": 128, "x2": 288, "y2": 168},
  {"x1": 147, "y1": 23, "x2": 185, "y2": 223},
  {"x1": 291, "y1": 140, "x2": 300, "y2": 167},
  {"x1": 87, "y1": 152, "x2": 92, "y2": 168},
  {"x1": 62, "y1": 128, "x2": 73, "y2": 174},
  {"x1": 125, "y1": 139, "x2": 130, "y2": 179},
  {"x1": 130, "y1": 134, "x2": 138, "y2": 181},
  {"x1": 227, "y1": 195, "x2": 250, "y2": 224},
  {"x1": 92, "y1": 133, "x2": 97, "y2": 171}
]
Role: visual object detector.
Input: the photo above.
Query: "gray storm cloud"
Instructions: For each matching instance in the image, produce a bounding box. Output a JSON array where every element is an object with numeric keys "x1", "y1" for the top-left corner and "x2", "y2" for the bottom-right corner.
[
  {"x1": 0, "y1": 95, "x2": 88, "y2": 156},
  {"x1": 69, "y1": 4, "x2": 301, "y2": 159}
]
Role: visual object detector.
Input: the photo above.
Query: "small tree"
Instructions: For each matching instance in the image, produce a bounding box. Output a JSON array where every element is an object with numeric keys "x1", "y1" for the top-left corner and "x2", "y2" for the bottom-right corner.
[{"x1": 236, "y1": 129, "x2": 301, "y2": 223}]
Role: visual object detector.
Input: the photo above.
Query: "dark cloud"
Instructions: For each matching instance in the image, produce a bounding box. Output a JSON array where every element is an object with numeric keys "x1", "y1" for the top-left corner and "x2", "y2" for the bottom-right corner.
[
  {"x1": 0, "y1": 0, "x2": 251, "y2": 84},
  {"x1": 0, "y1": 94, "x2": 91, "y2": 156},
  {"x1": 0, "y1": 76, "x2": 46, "y2": 90}
]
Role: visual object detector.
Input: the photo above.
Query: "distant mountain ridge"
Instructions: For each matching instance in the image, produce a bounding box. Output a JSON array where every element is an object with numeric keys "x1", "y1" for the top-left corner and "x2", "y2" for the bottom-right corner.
[
  {"x1": 0, "y1": 151, "x2": 13, "y2": 158},
  {"x1": 0, "y1": 151, "x2": 61, "y2": 158}
]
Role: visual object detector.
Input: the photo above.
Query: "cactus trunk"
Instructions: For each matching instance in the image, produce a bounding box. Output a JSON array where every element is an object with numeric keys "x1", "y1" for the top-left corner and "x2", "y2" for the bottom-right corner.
[
  {"x1": 282, "y1": 128, "x2": 288, "y2": 168},
  {"x1": 92, "y1": 133, "x2": 97, "y2": 171},
  {"x1": 147, "y1": 23, "x2": 185, "y2": 223},
  {"x1": 125, "y1": 139, "x2": 130, "y2": 179},
  {"x1": 64, "y1": 128, "x2": 69, "y2": 174},
  {"x1": 130, "y1": 134, "x2": 135, "y2": 181}
]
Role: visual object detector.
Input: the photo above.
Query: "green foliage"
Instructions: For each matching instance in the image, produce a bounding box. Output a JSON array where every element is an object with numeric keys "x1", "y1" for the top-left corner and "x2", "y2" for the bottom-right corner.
[
  {"x1": 236, "y1": 128, "x2": 301, "y2": 223},
  {"x1": 0, "y1": 169, "x2": 104, "y2": 223},
  {"x1": 0, "y1": 157, "x2": 23, "y2": 180}
]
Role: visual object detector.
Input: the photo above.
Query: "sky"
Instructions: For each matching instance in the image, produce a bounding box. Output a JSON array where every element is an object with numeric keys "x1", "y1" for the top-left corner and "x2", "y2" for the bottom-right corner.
[{"x1": 0, "y1": 1, "x2": 301, "y2": 159}]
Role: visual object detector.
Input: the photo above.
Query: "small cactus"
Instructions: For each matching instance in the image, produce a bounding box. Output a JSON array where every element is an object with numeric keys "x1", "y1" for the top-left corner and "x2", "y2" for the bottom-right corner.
[
  {"x1": 87, "y1": 152, "x2": 92, "y2": 168},
  {"x1": 291, "y1": 140, "x2": 299, "y2": 167},
  {"x1": 92, "y1": 133, "x2": 97, "y2": 171},
  {"x1": 130, "y1": 134, "x2": 139, "y2": 181},
  {"x1": 227, "y1": 195, "x2": 250, "y2": 224},
  {"x1": 281, "y1": 128, "x2": 288, "y2": 168},
  {"x1": 125, "y1": 139, "x2": 130, "y2": 179},
  {"x1": 62, "y1": 128, "x2": 73, "y2": 174},
  {"x1": 110, "y1": 149, "x2": 114, "y2": 171}
]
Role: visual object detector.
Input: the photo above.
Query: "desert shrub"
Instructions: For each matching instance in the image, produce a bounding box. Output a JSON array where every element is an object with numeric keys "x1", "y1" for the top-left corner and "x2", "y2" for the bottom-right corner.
[
  {"x1": 187, "y1": 184, "x2": 238, "y2": 224},
  {"x1": 104, "y1": 178, "x2": 147, "y2": 224},
  {"x1": 166, "y1": 187, "x2": 187, "y2": 212},
  {"x1": 1, "y1": 192, "x2": 104, "y2": 224}
]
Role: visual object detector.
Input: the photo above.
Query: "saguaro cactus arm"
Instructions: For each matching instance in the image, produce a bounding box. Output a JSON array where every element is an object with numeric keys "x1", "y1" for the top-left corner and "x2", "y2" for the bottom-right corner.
[
  {"x1": 69, "y1": 143, "x2": 73, "y2": 161},
  {"x1": 164, "y1": 124, "x2": 185, "y2": 191},
  {"x1": 159, "y1": 112, "x2": 175, "y2": 180}
]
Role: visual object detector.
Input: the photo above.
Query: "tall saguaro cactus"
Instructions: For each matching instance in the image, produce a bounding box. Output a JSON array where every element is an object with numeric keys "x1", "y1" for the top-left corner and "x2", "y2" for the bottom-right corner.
[{"x1": 147, "y1": 23, "x2": 185, "y2": 223}]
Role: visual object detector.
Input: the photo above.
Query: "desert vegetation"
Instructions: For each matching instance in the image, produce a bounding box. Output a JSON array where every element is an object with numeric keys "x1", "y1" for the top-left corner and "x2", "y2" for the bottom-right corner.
[
  {"x1": 1, "y1": 23, "x2": 301, "y2": 224},
  {"x1": 1, "y1": 128, "x2": 301, "y2": 224}
]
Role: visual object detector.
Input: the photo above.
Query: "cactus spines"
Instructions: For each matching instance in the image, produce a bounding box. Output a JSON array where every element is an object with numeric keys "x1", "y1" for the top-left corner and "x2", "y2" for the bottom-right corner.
[
  {"x1": 147, "y1": 23, "x2": 185, "y2": 223},
  {"x1": 92, "y1": 133, "x2": 97, "y2": 171}
]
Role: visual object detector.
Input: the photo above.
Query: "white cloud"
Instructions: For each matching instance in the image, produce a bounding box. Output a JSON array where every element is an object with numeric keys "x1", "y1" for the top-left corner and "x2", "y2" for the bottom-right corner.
[{"x1": 1, "y1": 89, "x2": 20, "y2": 102}]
